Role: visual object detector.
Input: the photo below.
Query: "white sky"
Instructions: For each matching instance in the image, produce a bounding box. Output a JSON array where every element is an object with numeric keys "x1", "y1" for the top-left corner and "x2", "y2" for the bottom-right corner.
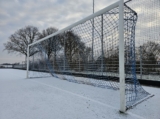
[
  {"x1": 0, "y1": 0, "x2": 159, "y2": 64},
  {"x1": 0, "y1": 0, "x2": 118, "y2": 64}
]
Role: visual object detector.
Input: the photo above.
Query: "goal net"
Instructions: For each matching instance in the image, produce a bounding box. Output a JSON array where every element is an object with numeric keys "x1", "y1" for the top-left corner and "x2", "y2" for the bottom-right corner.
[
  {"x1": 27, "y1": 0, "x2": 159, "y2": 111},
  {"x1": 127, "y1": 0, "x2": 160, "y2": 81}
]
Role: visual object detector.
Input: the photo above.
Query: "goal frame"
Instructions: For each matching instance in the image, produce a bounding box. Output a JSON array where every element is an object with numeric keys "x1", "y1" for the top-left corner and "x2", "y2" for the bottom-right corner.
[{"x1": 26, "y1": 0, "x2": 126, "y2": 112}]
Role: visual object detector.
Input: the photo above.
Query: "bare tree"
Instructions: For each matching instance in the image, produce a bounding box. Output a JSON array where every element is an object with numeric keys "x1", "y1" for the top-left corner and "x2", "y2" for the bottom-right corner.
[
  {"x1": 4, "y1": 25, "x2": 39, "y2": 62},
  {"x1": 63, "y1": 31, "x2": 85, "y2": 63},
  {"x1": 141, "y1": 41, "x2": 160, "y2": 62},
  {"x1": 140, "y1": 41, "x2": 160, "y2": 73},
  {"x1": 37, "y1": 27, "x2": 60, "y2": 60}
]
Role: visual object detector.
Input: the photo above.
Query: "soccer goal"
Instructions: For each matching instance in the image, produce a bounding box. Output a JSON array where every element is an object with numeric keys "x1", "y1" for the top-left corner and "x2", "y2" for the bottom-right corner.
[{"x1": 26, "y1": 0, "x2": 159, "y2": 112}]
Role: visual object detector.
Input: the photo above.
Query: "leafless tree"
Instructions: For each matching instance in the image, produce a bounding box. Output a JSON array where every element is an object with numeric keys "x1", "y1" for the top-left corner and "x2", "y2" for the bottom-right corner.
[
  {"x1": 59, "y1": 31, "x2": 91, "y2": 70},
  {"x1": 4, "y1": 25, "x2": 39, "y2": 62},
  {"x1": 63, "y1": 31, "x2": 84, "y2": 62},
  {"x1": 141, "y1": 41, "x2": 160, "y2": 62},
  {"x1": 37, "y1": 27, "x2": 60, "y2": 60},
  {"x1": 140, "y1": 41, "x2": 160, "y2": 73}
]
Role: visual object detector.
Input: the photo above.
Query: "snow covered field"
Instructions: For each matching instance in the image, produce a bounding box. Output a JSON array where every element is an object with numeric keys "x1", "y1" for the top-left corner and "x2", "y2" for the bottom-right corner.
[{"x1": 0, "y1": 69, "x2": 159, "y2": 119}]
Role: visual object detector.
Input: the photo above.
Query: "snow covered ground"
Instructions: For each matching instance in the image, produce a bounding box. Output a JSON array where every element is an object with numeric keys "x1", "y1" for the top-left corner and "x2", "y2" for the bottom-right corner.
[{"x1": 0, "y1": 69, "x2": 159, "y2": 119}]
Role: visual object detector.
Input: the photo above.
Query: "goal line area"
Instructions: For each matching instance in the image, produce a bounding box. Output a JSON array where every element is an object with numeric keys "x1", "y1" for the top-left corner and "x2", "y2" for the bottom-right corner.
[{"x1": 26, "y1": 0, "x2": 160, "y2": 112}]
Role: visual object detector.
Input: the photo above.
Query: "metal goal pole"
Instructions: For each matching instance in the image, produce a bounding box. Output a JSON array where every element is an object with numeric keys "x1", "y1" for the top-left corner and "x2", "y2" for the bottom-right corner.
[
  {"x1": 92, "y1": 0, "x2": 95, "y2": 63},
  {"x1": 119, "y1": 0, "x2": 126, "y2": 112}
]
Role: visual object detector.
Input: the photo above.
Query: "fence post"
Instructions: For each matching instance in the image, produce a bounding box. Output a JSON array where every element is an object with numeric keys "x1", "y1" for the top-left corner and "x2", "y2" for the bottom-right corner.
[
  {"x1": 140, "y1": 46, "x2": 142, "y2": 79},
  {"x1": 78, "y1": 51, "x2": 80, "y2": 72},
  {"x1": 63, "y1": 35, "x2": 66, "y2": 71},
  {"x1": 101, "y1": 14, "x2": 104, "y2": 75},
  {"x1": 26, "y1": 46, "x2": 29, "y2": 78}
]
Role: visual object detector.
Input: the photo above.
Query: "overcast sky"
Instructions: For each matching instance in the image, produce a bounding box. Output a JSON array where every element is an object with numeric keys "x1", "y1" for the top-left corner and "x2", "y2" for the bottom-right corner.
[{"x1": 0, "y1": 0, "x2": 118, "y2": 64}]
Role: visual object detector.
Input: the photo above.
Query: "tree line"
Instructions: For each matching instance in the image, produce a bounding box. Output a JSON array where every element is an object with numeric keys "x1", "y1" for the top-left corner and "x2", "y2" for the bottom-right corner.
[
  {"x1": 4, "y1": 25, "x2": 160, "y2": 74},
  {"x1": 4, "y1": 26, "x2": 57, "y2": 60},
  {"x1": 3, "y1": 25, "x2": 92, "y2": 71}
]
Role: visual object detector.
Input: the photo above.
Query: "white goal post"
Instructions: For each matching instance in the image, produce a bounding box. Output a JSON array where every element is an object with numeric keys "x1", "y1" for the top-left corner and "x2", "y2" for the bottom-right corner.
[{"x1": 118, "y1": 0, "x2": 126, "y2": 112}]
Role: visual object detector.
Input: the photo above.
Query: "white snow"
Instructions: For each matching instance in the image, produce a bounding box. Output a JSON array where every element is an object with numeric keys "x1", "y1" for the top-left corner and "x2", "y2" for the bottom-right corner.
[{"x1": 0, "y1": 69, "x2": 159, "y2": 119}]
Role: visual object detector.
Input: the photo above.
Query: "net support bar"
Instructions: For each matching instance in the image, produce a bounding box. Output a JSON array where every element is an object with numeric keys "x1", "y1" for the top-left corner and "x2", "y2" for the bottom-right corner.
[
  {"x1": 26, "y1": 46, "x2": 29, "y2": 78},
  {"x1": 119, "y1": 0, "x2": 126, "y2": 112}
]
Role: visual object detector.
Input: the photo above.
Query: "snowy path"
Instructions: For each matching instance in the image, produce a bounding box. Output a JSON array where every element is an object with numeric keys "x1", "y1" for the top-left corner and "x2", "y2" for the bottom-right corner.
[{"x1": 0, "y1": 69, "x2": 159, "y2": 119}]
